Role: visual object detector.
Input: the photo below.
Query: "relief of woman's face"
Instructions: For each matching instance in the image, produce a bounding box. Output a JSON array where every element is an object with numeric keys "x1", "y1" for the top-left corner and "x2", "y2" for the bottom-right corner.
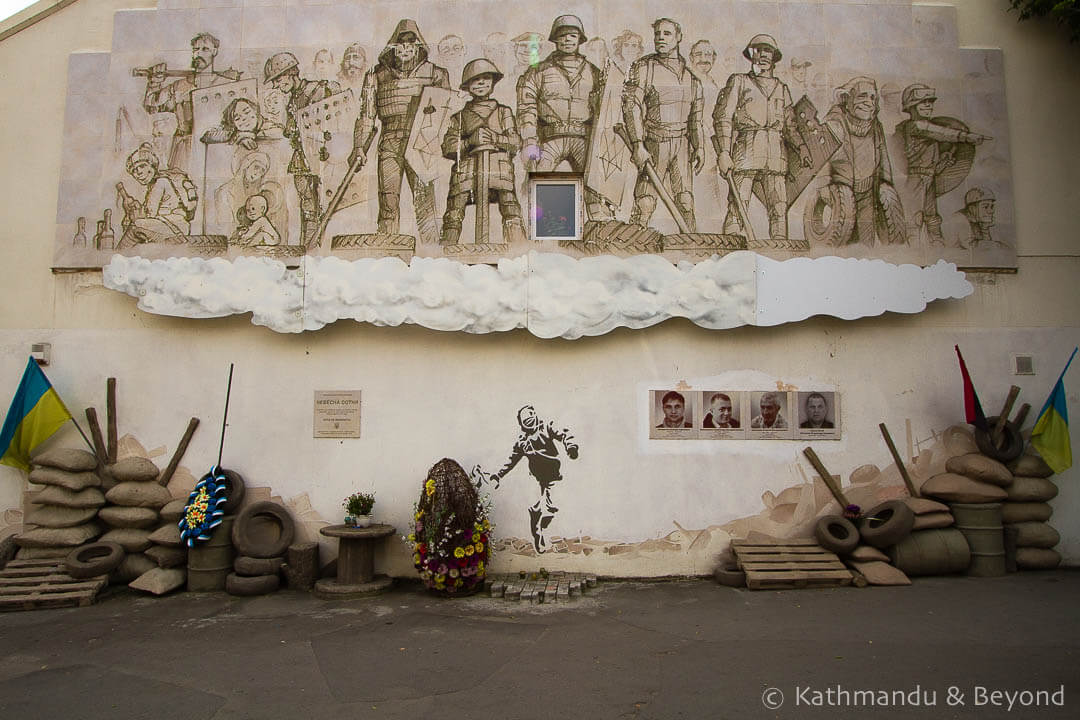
[{"x1": 229, "y1": 99, "x2": 260, "y2": 133}]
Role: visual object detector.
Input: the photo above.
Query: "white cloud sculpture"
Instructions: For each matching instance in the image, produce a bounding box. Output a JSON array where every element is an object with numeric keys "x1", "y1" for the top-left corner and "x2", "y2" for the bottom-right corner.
[{"x1": 102, "y1": 251, "x2": 971, "y2": 339}]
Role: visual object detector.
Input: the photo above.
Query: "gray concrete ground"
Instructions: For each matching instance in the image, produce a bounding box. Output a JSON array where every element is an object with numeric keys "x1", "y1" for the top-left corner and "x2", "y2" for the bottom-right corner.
[{"x1": 0, "y1": 572, "x2": 1078, "y2": 720}]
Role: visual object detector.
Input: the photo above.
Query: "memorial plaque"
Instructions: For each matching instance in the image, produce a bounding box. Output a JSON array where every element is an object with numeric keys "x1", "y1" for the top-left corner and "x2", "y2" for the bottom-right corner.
[{"x1": 314, "y1": 390, "x2": 361, "y2": 438}]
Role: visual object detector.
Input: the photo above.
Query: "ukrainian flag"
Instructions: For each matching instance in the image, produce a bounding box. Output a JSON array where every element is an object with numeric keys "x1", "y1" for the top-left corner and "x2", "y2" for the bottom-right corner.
[
  {"x1": 1030, "y1": 347, "x2": 1077, "y2": 475},
  {"x1": 0, "y1": 357, "x2": 73, "y2": 471}
]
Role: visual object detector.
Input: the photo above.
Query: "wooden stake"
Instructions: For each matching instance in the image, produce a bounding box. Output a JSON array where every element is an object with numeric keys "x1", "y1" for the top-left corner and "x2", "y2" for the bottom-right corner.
[
  {"x1": 106, "y1": 377, "x2": 117, "y2": 464},
  {"x1": 802, "y1": 447, "x2": 850, "y2": 508},
  {"x1": 991, "y1": 385, "x2": 1020, "y2": 446},
  {"x1": 159, "y1": 417, "x2": 200, "y2": 487},
  {"x1": 1010, "y1": 403, "x2": 1031, "y2": 431},
  {"x1": 879, "y1": 423, "x2": 919, "y2": 498},
  {"x1": 84, "y1": 407, "x2": 108, "y2": 467}
]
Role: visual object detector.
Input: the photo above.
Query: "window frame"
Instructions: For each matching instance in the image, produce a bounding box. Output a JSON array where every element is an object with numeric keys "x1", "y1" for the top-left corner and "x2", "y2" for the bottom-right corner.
[{"x1": 528, "y1": 173, "x2": 584, "y2": 242}]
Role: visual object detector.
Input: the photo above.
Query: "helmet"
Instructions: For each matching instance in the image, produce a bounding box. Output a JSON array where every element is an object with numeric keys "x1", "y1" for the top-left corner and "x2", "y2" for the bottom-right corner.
[
  {"x1": 743, "y1": 34, "x2": 781, "y2": 62},
  {"x1": 548, "y1": 14, "x2": 586, "y2": 42},
  {"x1": 263, "y1": 52, "x2": 299, "y2": 83},
  {"x1": 901, "y1": 83, "x2": 936, "y2": 111},
  {"x1": 964, "y1": 187, "x2": 995, "y2": 207},
  {"x1": 460, "y1": 58, "x2": 503, "y2": 90},
  {"x1": 126, "y1": 142, "x2": 159, "y2": 174}
]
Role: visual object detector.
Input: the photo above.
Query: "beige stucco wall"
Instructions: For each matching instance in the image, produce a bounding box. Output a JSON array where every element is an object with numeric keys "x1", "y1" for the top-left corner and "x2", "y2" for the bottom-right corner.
[{"x1": 1, "y1": 1, "x2": 1078, "y2": 576}]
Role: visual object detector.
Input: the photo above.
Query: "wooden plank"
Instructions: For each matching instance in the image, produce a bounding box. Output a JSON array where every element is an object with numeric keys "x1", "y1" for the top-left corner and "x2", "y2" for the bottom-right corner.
[
  {"x1": 732, "y1": 547, "x2": 828, "y2": 557},
  {"x1": 0, "y1": 565, "x2": 67, "y2": 578},
  {"x1": 0, "y1": 589, "x2": 100, "y2": 612},
  {"x1": 732, "y1": 538, "x2": 818, "y2": 547},
  {"x1": 747, "y1": 577, "x2": 851, "y2": 591},
  {"x1": 739, "y1": 561, "x2": 848, "y2": 572},
  {"x1": 0, "y1": 578, "x2": 107, "y2": 594},
  {"x1": 746, "y1": 569, "x2": 852, "y2": 582},
  {"x1": 0, "y1": 574, "x2": 105, "y2": 588},
  {"x1": 3, "y1": 559, "x2": 65, "y2": 570},
  {"x1": 735, "y1": 551, "x2": 836, "y2": 562}
]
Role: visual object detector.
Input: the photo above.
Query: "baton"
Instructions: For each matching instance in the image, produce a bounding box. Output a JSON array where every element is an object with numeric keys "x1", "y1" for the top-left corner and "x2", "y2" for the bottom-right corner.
[{"x1": 613, "y1": 123, "x2": 691, "y2": 234}]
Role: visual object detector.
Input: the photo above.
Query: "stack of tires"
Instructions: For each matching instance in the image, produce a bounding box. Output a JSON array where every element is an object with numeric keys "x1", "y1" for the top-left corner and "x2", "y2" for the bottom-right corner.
[
  {"x1": 226, "y1": 501, "x2": 294, "y2": 596},
  {"x1": 99, "y1": 457, "x2": 172, "y2": 585},
  {"x1": 1004, "y1": 451, "x2": 1061, "y2": 570},
  {"x1": 16, "y1": 448, "x2": 104, "y2": 560}
]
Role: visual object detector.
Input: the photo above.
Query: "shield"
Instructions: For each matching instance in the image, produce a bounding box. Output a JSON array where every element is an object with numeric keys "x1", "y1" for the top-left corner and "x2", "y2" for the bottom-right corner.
[
  {"x1": 404, "y1": 86, "x2": 468, "y2": 185},
  {"x1": 931, "y1": 116, "x2": 976, "y2": 197},
  {"x1": 297, "y1": 89, "x2": 366, "y2": 211},
  {"x1": 781, "y1": 95, "x2": 840, "y2": 207},
  {"x1": 584, "y1": 62, "x2": 633, "y2": 209}
]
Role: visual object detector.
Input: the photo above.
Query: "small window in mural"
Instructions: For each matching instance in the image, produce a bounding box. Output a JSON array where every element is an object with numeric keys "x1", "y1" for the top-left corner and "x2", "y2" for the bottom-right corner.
[{"x1": 531, "y1": 180, "x2": 581, "y2": 240}]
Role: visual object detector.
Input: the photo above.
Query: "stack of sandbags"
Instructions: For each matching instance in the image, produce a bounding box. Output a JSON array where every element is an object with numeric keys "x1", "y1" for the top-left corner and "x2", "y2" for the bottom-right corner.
[
  {"x1": 903, "y1": 497, "x2": 955, "y2": 531},
  {"x1": 101, "y1": 457, "x2": 171, "y2": 584},
  {"x1": 146, "y1": 498, "x2": 188, "y2": 570},
  {"x1": 15, "y1": 448, "x2": 104, "y2": 560},
  {"x1": 1005, "y1": 451, "x2": 1061, "y2": 570},
  {"x1": 921, "y1": 453, "x2": 1011, "y2": 505}
]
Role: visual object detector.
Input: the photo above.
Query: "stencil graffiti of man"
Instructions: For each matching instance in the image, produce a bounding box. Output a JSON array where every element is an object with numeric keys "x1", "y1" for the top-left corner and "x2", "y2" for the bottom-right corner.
[{"x1": 474, "y1": 405, "x2": 579, "y2": 554}]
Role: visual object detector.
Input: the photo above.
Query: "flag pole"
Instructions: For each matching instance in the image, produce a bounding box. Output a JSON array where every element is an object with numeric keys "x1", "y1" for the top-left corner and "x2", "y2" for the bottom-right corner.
[
  {"x1": 67, "y1": 416, "x2": 98, "y2": 457},
  {"x1": 216, "y1": 363, "x2": 234, "y2": 468}
]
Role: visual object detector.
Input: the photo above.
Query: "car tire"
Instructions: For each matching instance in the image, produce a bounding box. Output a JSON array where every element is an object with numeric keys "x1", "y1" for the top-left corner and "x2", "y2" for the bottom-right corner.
[
  {"x1": 814, "y1": 515, "x2": 860, "y2": 555},
  {"x1": 859, "y1": 501, "x2": 916, "y2": 549},
  {"x1": 65, "y1": 542, "x2": 125, "y2": 579},
  {"x1": 232, "y1": 501, "x2": 295, "y2": 559}
]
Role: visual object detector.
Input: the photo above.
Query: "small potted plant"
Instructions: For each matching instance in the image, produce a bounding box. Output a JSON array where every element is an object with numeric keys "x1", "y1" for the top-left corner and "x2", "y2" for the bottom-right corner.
[{"x1": 343, "y1": 491, "x2": 376, "y2": 528}]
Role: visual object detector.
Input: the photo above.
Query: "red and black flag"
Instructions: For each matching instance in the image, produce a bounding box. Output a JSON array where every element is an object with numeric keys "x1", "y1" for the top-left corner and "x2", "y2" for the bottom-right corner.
[{"x1": 955, "y1": 345, "x2": 989, "y2": 432}]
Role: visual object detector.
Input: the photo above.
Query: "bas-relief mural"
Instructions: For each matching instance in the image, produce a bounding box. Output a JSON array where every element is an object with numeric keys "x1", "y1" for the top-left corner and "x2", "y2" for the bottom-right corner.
[{"x1": 55, "y1": 1, "x2": 1016, "y2": 273}]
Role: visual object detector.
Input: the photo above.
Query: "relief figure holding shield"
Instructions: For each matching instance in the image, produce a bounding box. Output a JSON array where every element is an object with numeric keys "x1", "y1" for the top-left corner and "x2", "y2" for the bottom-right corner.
[{"x1": 349, "y1": 20, "x2": 451, "y2": 242}]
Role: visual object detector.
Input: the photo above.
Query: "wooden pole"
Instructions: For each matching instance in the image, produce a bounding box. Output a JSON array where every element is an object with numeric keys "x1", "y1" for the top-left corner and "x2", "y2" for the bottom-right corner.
[
  {"x1": 991, "y1": 385, "x2": 1020, "y2": 446},
  {"x1": 106, "y1": 377, "x2": 117, "y2": 464},
  {"x1": 159, "y1": 417, "x2": 200, "y2": 487},
  {"x1": 84, "y1": 407, "x2": 108, "y2": 467},
  {"x1": 879, "y1": 423, "x2": 919, "y2": 498},
  {"x1": 1010, "y1": 403, "x2": 1031, "y2": 431},
  {"x1": 801, "y1": 447, "x2": 850, "y2": 508},
  {"x1": 216, "y1": 364, "x2": 234, "y2": 469}
]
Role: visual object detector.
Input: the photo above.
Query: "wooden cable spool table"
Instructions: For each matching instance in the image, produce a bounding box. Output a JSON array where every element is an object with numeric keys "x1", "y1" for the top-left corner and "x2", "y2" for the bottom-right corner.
[{"x1": 314, "y1": 524, "x2": 396, "y2": 598}]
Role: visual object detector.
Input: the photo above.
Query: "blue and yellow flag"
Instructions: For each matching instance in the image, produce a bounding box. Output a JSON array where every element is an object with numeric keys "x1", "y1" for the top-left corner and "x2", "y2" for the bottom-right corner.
[
  {"x1": 1030, "y1": 347, "x2": 1077, "y2": 474},
  {"x1": 0, "y1": 358, "x2": 73, "y2": 471}
]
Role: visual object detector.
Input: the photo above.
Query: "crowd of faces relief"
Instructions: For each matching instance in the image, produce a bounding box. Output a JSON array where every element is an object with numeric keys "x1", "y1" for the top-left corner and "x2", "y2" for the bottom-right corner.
[{"x1": 55, "y1": 1, "x2": 1014, "y2": 270}]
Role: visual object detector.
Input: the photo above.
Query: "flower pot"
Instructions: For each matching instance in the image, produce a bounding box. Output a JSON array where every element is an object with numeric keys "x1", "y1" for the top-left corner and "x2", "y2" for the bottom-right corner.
[
  {"x1": 355, "y1": 515, "x2": 373, "y2": 528},
  {"x1": 344, "y1": 516, "x2": 355, "y2": 527}
]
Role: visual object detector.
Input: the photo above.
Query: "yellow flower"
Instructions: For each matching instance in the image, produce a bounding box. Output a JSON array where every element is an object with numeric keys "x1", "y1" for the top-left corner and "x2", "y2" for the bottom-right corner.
[
  {"x1": 454, "y1": 578, "x2": 463, "y2": 587},
  {"x1": 407, "y1": 533, "x2": 416, "y2": 543},
  {"x1": 435, "y1": 573, "x2": 445, "y2": 583},
  {"x1": 425, "y1": 479, "x2": 436, "y2": 497},
  {"x1": 475, "y1": 542, "x2": 484, "y2": 553},
  {"x1": 478, "y1": 561, "x2": 485, "y2": 573},
  {"x1": 465, "y1": 545, "x2": 475, "y2": 557},
  {"x1": 412, "y1": 553, "x2": 421, "y2": 564},
  {"x1": 454, "y1": 547, "x2": 465, "y2": 559},
  {"x1": 415, "y1": 510, "x2": 424, "y2": 520},
  {"x1": 472, "y1": 533, "x2": 480, "y2": 543}
]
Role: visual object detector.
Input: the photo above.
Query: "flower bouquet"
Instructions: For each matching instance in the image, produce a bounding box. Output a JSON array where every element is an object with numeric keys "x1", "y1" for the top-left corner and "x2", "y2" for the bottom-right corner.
[{"x1": 404, "y1": 458, "x2": 493, "y2": 596}]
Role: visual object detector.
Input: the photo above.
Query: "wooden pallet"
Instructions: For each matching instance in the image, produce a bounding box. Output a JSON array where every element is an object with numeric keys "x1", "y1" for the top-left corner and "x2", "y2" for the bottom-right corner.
[
  {"x1": 732, "y1": 538, "x2": 853, "y2": 590},
  {"x1": 0, "y1": 559, "x2": 108, "y2": 612}
]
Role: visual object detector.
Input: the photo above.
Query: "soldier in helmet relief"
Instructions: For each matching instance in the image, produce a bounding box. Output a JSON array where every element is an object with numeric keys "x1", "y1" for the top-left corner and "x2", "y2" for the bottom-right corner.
[
  {"x1": 713, "y1": 34, "x2": 810, "y2": 244},
  {"x1": 349, "y1": 20, "x2": 451, "y2": 242},
  {"x1": 263, "y1": 52, "x2": 340, "y2": 247},
  {"x1": 958, "y1": 187, "x2": 1002, "y2": 248},
  {"x1": 896, "y1": 83, "x2": 990, "y2": 245},
  {"x1": 517, "y1": 15, "x2": 613, "y2": 222},
  {"x1": 621, "y1": 18, "x2": 705, "y2": 230},
  {"x1": 440, "y1": 59, "x2": 527, "y2": 245}
]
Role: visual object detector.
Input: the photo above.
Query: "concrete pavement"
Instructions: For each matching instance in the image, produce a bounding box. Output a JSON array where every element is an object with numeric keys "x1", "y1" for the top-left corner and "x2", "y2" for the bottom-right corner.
[{"x1": 0, "y1": 571, "x2": 1077, "y2": 719}]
